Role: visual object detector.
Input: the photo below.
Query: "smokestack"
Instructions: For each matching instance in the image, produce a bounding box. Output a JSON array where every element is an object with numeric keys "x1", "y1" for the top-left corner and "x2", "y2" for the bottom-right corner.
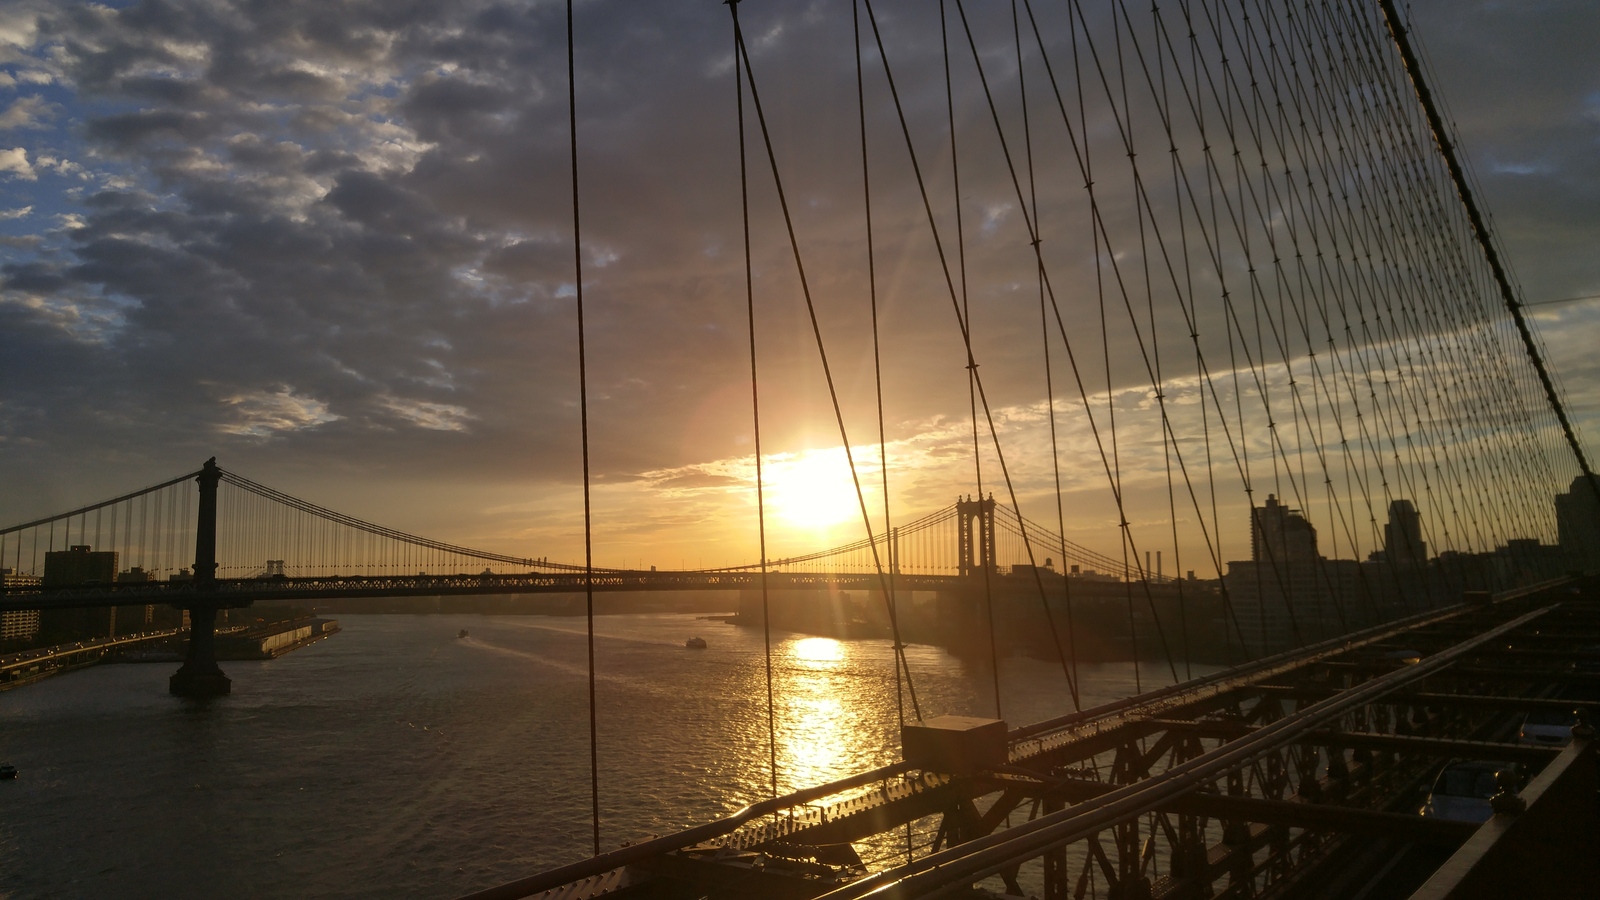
[
  {"x1": 1157, "y1": 551, "x2": 1163, "y2": 580},
  {"x1": 1145, "y1": 551, "x2": 1151, "y2": 579}
]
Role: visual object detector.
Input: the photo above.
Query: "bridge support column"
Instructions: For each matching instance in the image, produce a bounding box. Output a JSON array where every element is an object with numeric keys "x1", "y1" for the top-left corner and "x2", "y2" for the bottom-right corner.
[
  {"x1": 170, "y1": 457, "x2": 230, "y2": 698},
  {"x1": 170, "y1": 604, "x2": 230, "y2": 697},
  {"x1": 956, "y1": 495, "x2": 996, "y2": 577}
]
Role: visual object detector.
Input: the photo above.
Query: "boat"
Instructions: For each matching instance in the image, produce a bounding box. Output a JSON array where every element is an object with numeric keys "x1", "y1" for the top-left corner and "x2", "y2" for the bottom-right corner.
[
  {"x1": 458, "y1": 629, "x2": 469, "y2": 639},
  {"x1": 685, "y1": 637, "x2": 707, "y2": 649},
  {"x1": 0, "y1": 764, "x2": 17, "y2": 779}
]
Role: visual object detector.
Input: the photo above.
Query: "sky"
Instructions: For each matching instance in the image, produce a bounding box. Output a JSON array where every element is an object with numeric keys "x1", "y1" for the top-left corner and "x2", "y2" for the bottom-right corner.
[{"x1": 1, "y1": 0, "x2": 1596, "y2": 572}]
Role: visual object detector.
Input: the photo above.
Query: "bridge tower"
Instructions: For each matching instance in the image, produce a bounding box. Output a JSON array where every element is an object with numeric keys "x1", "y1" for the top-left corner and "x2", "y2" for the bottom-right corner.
[
  {"x1": 169, "y1": 457, "x2": 232, "y2": 698},
  {"x1": 956, "y1": 495, "x2": 996, "y2": 578}
]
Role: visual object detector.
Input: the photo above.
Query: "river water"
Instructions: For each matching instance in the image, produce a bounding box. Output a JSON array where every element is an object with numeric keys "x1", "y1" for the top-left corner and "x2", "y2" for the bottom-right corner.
[{"x1": 0, "y1": 613, "x2": 1174, "y2": 899}]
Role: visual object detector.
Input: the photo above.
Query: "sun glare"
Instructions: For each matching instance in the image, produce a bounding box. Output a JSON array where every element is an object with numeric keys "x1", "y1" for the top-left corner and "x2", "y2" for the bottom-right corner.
[
  {"x1": 790, "y1": 636, "x2": 843, "y2": 665},
  {"x1": 768, "y1": 450, "x2": 863, "y2": 530}
]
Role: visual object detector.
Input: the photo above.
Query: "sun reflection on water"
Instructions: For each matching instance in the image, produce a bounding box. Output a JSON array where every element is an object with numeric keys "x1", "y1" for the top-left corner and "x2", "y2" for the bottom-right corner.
[
  {"x1": 774, "y1": 636, "x2": 880, "y2": 792},
  {"x1": 791, "y1": 637, "x2": 843, "y2": 666}
]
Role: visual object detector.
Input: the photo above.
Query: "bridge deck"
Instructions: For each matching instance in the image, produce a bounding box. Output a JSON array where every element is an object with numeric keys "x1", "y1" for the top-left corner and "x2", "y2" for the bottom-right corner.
[{"x1": 0, "y1": 570, "x2": 970, "y2": 611}]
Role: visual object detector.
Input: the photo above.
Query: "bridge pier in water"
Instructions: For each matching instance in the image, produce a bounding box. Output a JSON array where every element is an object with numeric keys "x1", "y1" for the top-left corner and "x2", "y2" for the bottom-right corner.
[
  {"x1": 169, "y1": 457, "x2": 231, "y2": 698},
  {"x1": 169, "y1": 604, "x2": 230, "y2": 697}
]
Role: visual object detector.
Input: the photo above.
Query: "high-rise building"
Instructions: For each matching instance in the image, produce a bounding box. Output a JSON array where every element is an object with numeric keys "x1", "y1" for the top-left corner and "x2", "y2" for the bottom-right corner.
[
  {"x1": 0, "y1": 609, "x2": 40, "y2": 642},
  {"x1": 39, "y1": 546, "x2": 119, "y2": 642},
  {"x1": 42, "y1": 545, "x2": 118, "y2": 586},
  {"x1": 1383, "y1": 500, "x2": 1427, "y2": 564},
  {"x1": 1228, "y1": 495, "x2": 1348, "y2": 655},
  {"x1": 1555, "y1": 476, "x2": 1600, "y2": 573},
  {"x1": 1251, "y1": 494, "x2": 1318, "y2": 564},
  {"x1": 0, "y1": 567, "x2": 43, "y2": 643}
]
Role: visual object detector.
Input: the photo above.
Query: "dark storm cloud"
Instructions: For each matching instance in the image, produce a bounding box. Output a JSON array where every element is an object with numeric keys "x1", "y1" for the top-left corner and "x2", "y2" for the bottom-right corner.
[{"x1": 84, "y1": 108, "x2": 220, "y2": 148}]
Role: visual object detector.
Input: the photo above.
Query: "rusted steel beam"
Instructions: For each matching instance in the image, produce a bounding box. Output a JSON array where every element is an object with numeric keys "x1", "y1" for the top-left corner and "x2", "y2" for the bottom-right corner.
[
  {"x1": 1166, "y1": 794, "x2": 1476, "y2": 847},
  {"x1": 1252, "y1": 686, "x2": 1600, "y2": 715},
  {"x1": 1145, "y1": 719, "x2": 1562, "y2": 764},
  {"x1": 814, "y1": 605, "x2": 1555, "y2": 898}
]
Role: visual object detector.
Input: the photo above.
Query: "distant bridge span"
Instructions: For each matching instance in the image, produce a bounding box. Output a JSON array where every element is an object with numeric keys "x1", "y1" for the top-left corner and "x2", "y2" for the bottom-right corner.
[
  {"x1": 0, "y1": 459, "x2": 1127, "y2": 694},
  {"x1": 0, "y1": 569, "x2": 968, "y2": 612}
]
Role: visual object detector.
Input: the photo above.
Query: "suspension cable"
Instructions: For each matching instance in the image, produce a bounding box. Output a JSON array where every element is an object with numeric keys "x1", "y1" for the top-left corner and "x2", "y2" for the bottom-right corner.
[
  {"x1": 854, "y1": 0, "x2": 906, "y2": 734},
  {"x1": 564, "y1": 0, "x2": 601, "y2": 858},
  {"x1": 1375, "y1": 0, "x2": 1600, "y2": 524},
  {"x1": 727, "y1": 1, "x2": 922, "y2": 722},
  {"x1": 731, "y1": 0, "x2": 780, "y2": 800}
]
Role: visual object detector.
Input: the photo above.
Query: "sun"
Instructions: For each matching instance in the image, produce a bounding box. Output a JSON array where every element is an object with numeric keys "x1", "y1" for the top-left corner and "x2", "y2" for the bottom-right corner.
[{"x1": 767, "y1": 449, "x2": 863, "y2": 530}]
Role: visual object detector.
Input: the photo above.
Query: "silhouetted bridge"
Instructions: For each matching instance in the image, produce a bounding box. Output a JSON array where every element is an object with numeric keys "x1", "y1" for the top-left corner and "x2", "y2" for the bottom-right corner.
[{"x1": 0, "y1": 457, "x2": 1139, "y2": 695}]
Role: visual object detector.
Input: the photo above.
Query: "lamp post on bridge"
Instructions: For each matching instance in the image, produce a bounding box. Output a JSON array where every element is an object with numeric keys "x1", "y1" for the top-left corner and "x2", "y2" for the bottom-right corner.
[{"x1": 169, "y1": 457, "x2": 232, "y2": 698}]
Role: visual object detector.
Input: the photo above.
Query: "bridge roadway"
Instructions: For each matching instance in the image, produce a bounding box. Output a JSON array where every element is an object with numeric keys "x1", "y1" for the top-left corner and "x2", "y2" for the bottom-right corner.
[
  {"x1": 0, "y1": 627, "x2": 185, "y2": 688},
  {"x1": 0, "y1": 569, "x2": 965, "y2": 612},
  {"x1": 458, "y1": 578, "x2": 1600, "y2": 900}
]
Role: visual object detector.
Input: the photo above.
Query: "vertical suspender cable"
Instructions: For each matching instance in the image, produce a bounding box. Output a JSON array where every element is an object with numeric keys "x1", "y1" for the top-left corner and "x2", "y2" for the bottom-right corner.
[
  {"x1": 729, "y1": 3, "x2": 921, "y2": 722},
  {"x1": 1013, "y1": 0, "x2": 1082, "y2": 711},
  {"x1": 852, "y1": 5, "x2": 915, "y2": 860},
  {"x1": 731, "y1": 0, "x2": 779, "y2": 801},
  {"x1": 941, "y1": 0, "x2": 1003, "y2": 723},
  {"x1": 565, "y1": 0, "x2": 601, "y2": 858},
  {"x1": 854, "y1": 0, "x2": 906, "y2": 735}
]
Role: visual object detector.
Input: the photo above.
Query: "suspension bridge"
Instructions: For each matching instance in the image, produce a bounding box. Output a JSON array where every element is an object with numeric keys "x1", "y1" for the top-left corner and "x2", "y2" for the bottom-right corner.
[{"x1": 4, "y1": 0, "x2": 1600, "y2": 896}]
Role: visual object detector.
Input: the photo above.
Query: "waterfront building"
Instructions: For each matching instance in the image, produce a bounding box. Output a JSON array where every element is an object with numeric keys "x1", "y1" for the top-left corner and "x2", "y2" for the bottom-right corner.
[
  {"x1": 1, "y1": 563, "x2": 43, "y2": 640},
  {"x1": 1, "y1": 568, "x2": 44, "y2": 643},
  {"x1": 42, "y1": 545, "x2": 118, "y2": 587},
  {"x1": 1, "y1": 567, "x2": 42, "y2": 643},
  {"x1": 0, "y1": 567, "x2": 40, "y2": 589},
  {"x1": 38, "y1": 546, "x2": 120, "y2": 641},
  {"x1": 0, "y1": 609, "x2": 40, "y2": 643},
  {"x1": 1555, "y1": 475, "x2": 1600, "y2": 573}
]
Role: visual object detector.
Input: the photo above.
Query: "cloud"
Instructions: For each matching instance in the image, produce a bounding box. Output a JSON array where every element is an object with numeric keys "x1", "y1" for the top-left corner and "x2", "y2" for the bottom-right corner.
[
  {"x1": 218, "y1": 388, "x2": 340, "y2": 438},
  {"x1": 0, "y1": 95, "x2": 54, "y2": 129},
  {"x1": 0, "y1": 205, "x2": 29, "y2": 219},
  {"x1": 32, "y1": 153, "x2": 84, "y2": 178},
  {"x1": 0, "y1": 146, "x2": 33, "y2": 179},
  {"x1": 0, "y1": 0, "x2": 1589, "y2": 574},
  {"x1": 381, "y1": 396, "x2": 474, "y2": 432}
]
